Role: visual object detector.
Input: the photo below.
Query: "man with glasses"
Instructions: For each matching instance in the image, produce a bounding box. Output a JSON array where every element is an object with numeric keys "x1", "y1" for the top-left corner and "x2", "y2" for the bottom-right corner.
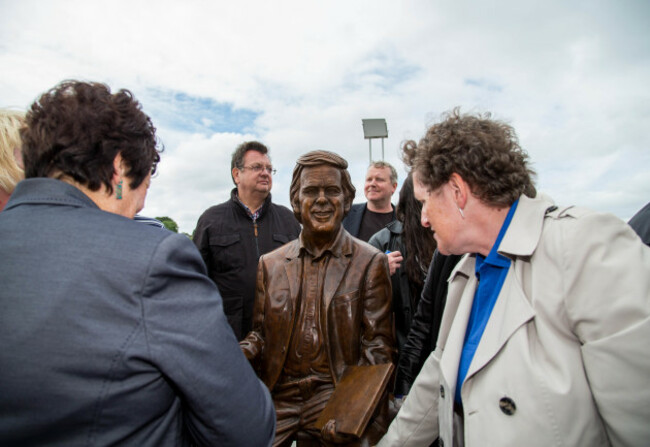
[{"x1": 194, "y1": 141, "x2": 301, "y2": 339}]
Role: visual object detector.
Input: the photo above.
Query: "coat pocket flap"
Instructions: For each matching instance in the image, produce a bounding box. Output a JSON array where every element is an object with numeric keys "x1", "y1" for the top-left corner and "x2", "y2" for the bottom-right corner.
[{"x1": 209, "y1": 233, "x2": 240, "y2": 247}]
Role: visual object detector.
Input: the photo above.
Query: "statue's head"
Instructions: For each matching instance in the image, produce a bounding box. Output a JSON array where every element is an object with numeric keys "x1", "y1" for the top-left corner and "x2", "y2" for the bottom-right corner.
[{"x1": 289, "y1": 150, "x2": 356, "y2": 240}]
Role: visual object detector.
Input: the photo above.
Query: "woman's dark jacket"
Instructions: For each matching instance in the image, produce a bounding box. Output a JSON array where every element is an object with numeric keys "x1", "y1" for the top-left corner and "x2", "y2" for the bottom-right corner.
[
  {"x1": 368, "y1": 221, "x2": 421, "y2": 359},
  {"x1": 394, "y1": 250, "x2": 462, "y2": 396},
  {"x1": 194, "y1": 188, "x2": 301, "y2": 339}
]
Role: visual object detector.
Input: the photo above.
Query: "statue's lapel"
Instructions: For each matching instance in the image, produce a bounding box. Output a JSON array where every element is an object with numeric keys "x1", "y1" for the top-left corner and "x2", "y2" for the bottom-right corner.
[
  {"x1": 323, "y1": 231, "x2": 352, "y2": 310},
  {"x1": 323, "y1": 254, "x2": 350, "y2": 310},
  {"x1": 284, "y1": 256, "x2": 303, "y2": 302}
]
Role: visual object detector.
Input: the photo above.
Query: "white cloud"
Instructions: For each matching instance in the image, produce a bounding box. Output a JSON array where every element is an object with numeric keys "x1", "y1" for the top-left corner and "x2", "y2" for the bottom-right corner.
[{"x1": 1, "y1": 0, "x2": 649, "y2": 232}]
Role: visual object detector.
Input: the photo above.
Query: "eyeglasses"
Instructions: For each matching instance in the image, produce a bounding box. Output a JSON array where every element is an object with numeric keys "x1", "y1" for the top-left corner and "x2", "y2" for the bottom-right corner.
[{"x1": 240, "y1": 164, "x2": 276, "y2": 175}]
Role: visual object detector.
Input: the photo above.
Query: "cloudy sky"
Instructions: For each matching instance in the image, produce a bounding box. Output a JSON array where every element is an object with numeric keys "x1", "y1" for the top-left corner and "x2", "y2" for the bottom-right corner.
[{"x1": 2, "y1": 0, "x2": 648, "y2": 233}]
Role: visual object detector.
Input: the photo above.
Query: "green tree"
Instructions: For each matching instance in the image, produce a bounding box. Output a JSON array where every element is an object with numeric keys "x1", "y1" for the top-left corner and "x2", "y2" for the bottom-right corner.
[{"x1": 156, "y1": 216, "x2": 179, "y2": 233}]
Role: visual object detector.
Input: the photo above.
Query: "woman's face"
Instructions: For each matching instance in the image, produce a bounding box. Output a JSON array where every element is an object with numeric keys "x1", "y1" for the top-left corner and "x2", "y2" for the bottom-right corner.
[{"x1": 413, "y1": 172, "x2": 461, "y2": 255}]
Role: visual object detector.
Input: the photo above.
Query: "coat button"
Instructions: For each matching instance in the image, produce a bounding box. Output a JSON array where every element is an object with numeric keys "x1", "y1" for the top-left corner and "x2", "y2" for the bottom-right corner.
[
  {"x1": 439, "y1": 385, "x2": 445, "y2": 398},
  {"x1": 499, "y1": 397, "x2": 516, "y2": 415}
]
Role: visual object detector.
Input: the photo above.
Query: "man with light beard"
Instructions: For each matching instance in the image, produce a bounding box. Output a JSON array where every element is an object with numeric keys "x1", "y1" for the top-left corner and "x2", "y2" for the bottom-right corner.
[{"x1": 343, "y1": 161, "x2": 397, "y2": 242}]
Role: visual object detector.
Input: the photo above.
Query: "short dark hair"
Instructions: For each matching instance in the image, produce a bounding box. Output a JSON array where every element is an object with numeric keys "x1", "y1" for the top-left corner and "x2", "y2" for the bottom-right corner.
[
  {"x1": 21, "y1": 80, "x2": 160, "y2": 194},
  {"x1": 403, "y1": 108, "x2": 536, "y2": 207},
  {"x1": 230, "y1": 141, "x2": 269, "y2": 185},
  {"x1": 289, "y1": 150, "x2": 356, "y2": 223}
]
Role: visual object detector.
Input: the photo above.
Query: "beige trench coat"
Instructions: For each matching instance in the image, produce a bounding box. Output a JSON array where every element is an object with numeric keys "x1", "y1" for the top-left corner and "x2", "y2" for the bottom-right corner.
[{"x1": 379, "y1": 194, "x2": 650, "y2": 447}]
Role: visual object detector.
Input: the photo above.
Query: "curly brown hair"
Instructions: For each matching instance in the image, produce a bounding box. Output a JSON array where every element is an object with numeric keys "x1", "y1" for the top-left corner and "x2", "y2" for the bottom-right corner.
[
  {"x1": 403, "y1": 108, "x2": 536, "y2": 207},
  {"x1": 289, "y1": 150, "x2": 356, "y2": 223},
  {"x1": 21, "y1": 80, "x2": 161, "y2": 194}
]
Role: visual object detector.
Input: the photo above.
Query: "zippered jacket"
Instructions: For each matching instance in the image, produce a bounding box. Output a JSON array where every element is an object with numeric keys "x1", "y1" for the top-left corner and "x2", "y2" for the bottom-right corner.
[{"x1": 194, "y1": 188, "x2": 301, "y2": 339}]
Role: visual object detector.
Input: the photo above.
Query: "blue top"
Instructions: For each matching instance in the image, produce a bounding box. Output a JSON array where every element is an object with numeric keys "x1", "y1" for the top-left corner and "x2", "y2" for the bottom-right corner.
[
  {"x1": 455, "y1": 199, "x2": 519, "y2": 404},
  {"x1": 133, "y1": 215, "x2": 166, "y2": 229}
]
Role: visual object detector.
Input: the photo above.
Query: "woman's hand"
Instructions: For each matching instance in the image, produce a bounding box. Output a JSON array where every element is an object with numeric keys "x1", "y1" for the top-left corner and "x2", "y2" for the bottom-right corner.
[{"x1": 386, "y1": 251, "x2": 403, "y2": 276}]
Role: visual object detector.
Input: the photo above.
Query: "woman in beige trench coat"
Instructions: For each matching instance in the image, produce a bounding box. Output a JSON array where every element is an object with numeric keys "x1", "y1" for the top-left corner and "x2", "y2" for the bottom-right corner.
[{"x1": 378, "y1": 109, "x2": 650, "y2": 447}]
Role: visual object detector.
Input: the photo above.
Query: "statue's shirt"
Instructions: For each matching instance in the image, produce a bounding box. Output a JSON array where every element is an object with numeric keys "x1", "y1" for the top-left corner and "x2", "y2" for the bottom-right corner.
[{"x1": 284, "y1": 249, "x2": 331, "y2": 378}]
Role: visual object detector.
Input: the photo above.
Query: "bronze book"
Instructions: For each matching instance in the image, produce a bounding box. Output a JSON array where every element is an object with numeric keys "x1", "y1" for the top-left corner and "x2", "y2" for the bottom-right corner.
[{"x1": 314, "y1": 363, "x2": 395, "y2": 438}]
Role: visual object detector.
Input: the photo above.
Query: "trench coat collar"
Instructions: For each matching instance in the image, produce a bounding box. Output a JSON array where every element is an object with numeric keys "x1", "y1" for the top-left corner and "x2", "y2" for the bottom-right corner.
[
  {"x1": 464, "y1": 267, "x2": 536, "y2": 384},
  {"x1": 442, "y1": 194, "x2": 554, "y2": 397},
  {"x1": 497, "y1": 193, "x2": 555, "y2": 257},
  {"x1": 438, "y1": 260, "x2": 476, "y2": 396},
  {"x1": 282, "y1": 227, "x2": 354, "y2": 310},
  {"x1": 446, "y1": 194, "x2": 554, "y2": 285}
]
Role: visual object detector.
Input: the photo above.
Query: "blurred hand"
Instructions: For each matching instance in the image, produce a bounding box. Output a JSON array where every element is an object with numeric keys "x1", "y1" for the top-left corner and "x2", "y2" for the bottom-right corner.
[
  {"x1": 388, "y1": 395, "x2": 402, "y2": 420},
  {"x1": 321, "y1": 419, "x2": 357, "y2": 444},
  {"x1": 386, "y1": 251, "x2": 403, "y2": 275}
]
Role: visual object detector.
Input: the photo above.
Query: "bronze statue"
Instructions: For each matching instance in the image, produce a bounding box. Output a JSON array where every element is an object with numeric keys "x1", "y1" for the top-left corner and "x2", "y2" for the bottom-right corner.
[{"x1": 240, "y1": 150, "x2": 395, "y2": 446}]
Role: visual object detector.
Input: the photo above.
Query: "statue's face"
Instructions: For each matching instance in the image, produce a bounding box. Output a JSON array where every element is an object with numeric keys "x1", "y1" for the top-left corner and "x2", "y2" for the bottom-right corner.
[{"x1": 298, "y1": 165, "x2": 345, "y2": 240}]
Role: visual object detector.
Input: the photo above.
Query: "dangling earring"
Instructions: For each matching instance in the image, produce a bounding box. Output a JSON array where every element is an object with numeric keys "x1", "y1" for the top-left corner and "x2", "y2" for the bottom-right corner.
[
  {"x1": 116, "y1": 180, "x2": 123, "y2": 200},
  {"x1": 458, "y1": 206, "x2": 464, "y2": 218}
]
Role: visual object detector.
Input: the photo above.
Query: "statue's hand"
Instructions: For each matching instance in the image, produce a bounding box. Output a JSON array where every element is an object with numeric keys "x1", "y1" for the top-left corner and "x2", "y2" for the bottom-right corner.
[{"x1": 320, "y1": 419, "x2": 357, "y2": 444}]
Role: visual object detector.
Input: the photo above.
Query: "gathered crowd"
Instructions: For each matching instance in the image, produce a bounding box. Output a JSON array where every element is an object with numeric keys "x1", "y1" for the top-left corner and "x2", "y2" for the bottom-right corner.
[{"x1": 1, "y1": 80, "x2": 649, "y2": 446}]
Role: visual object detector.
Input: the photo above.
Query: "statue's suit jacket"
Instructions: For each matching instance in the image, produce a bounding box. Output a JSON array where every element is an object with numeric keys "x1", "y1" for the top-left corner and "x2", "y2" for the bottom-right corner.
[{"x1": 241, "y1": 228, "x2": 395, "y2": 390}]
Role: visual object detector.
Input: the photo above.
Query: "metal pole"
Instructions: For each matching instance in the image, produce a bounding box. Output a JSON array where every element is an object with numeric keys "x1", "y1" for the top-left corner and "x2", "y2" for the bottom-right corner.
[
  {"x1": 369, "y1": 139, "x2": 372, "y2": 164},
  {"x1": 381, "y1": 138, "x2": 385, "y2": 160}
]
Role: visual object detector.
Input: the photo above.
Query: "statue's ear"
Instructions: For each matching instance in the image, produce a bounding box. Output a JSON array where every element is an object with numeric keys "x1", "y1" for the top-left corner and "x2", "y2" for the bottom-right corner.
[
  {"x1": 291, "y1": 199, "x2": 302, "y2": 222},
  {"x1": 343, "y1": 197, "x2": 352, "y2": 216}
]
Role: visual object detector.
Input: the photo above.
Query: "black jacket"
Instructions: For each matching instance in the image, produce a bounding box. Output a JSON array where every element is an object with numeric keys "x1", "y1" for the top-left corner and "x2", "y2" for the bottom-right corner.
[
  {"x1": 343, "y1": 202, "x2": 395, "y2": 239},
  {"x1": 629, "y1": 201, "x2": 650, "y2": 246},
  {"x1": 194, "y1": 189, "x2": 301, "y2": 339},
  {"x1": 394, "y1": 250, "x2": 462, "y2": 396},
  {"x1": 368, "y1": 221, "x2": 419, "y2": 358},
  {"x1": 342, "y1": 203, "x2": 367, "y2": 237}
]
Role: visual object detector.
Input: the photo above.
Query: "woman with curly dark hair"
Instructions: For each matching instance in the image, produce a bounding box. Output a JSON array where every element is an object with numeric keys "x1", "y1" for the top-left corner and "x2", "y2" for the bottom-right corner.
[
  {"x1": 0, "y1": 81, "x2": 275, "y2": 446},
  {"x1": 369, "y1": 173, "x2": 435, "y2": 368},
  {"x1": 380, "y1": 109, "x2": 650, "y2": 447}
]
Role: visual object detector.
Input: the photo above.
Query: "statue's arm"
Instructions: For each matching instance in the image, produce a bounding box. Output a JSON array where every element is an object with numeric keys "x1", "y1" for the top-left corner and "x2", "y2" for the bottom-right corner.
[
  {"x1": 361, "y1": 252, "x2": 395, "y2": 365},
  {"x1": 239, "y1": 258, "x2": 267, "y2": 365}
]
